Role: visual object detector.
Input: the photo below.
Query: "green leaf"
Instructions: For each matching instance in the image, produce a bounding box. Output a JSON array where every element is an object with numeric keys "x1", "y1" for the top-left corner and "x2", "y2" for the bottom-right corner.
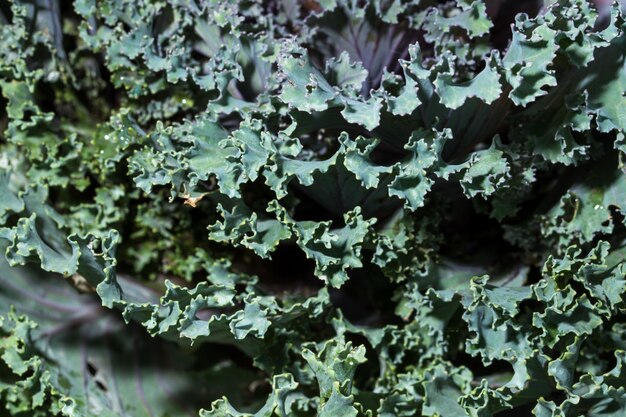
[{"x1": 434, "y1": 54, "x2": 502, "y2": 110}]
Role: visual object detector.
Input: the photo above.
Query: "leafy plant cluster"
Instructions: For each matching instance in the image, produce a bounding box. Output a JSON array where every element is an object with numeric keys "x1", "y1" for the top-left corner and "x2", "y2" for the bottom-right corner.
[{"x1": 0, "y1": 0, "x2": 625, "y2": 416}]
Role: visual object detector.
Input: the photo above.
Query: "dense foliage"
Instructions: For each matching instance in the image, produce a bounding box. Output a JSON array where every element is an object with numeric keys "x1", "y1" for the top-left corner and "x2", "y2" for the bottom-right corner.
[{"x1": 0, "y1": 0, "x2": 625, "y2": 416}]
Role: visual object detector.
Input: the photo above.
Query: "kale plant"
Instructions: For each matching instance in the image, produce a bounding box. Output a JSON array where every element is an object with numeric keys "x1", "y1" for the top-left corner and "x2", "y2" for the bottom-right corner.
[{"x1": 1, "y1": 0, "x2": 626, "y2": 416}]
